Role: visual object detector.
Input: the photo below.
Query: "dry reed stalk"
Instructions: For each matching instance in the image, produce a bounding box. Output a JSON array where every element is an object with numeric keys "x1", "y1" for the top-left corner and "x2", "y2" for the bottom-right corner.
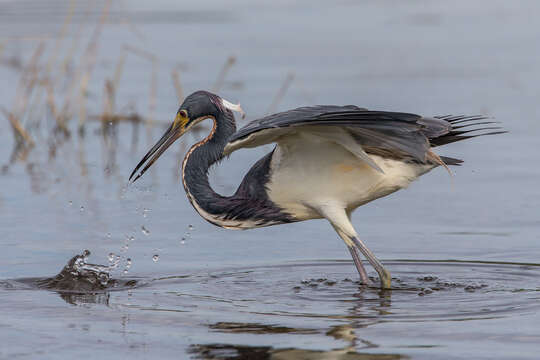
[
  {"x1": 44, "y1": 79, "x2": 70, "y2": 136},
  {"x1": 123, "y1": 44, "x2": 156, "y2": 62},
  {"x1": 45, "y1": 81, "x2": 60, "y2": 125},
  {"x1": 149, "y1": 59, "x2": 158, "y2": 124},
  {"x1": 49, "y1": 0, "x2": 75, "y2": 69},
  {"x1": 60, "y1": 0, "x2": 89, "y2": 82},
  {"x1": 120, "y1": 16, "x2": 146, "y2": 43},
  {"x1": 101, "y1": 79, "x2": 119, "y2": 173},
  {"x1": 123, "y1": 45, "x2": 159, "y2": 126},
  {"x1": 78, "y1": 0, "x2": 112, "y2": 134},
  {"x1": 26, "y1": 0, "x2": 76, "y2": 126},
  {"x1": 212, "y1": 56, "x2": 236, "y2": 92},
  {"x1": 62, "y1": 13, "x2": 86, "y2": 74},
  {"x1": 266, "y1": 72, "x2": 294, "y2": 115},
  {"x1": 78, "y1": 74, "x2": 90, "y2": 134},
  {"x1": 171, "y1": 67, "x2": 184, "y2": 103},
  {"x1": 57, "y1": 10, "x2": 89, "y2": 124},
  {"x1": 6, "y1": 42, "x2": 45, "y2": 147},
  {"x1": 1, "y1": 108, "x2": 34, "y2": 146},
  {"x1": 102, "y1": 79, "x2": 115, "y2": 121},
  {"x1": 13, "y1": 42, "x2": 45, "y2": 118},
  {"x1": 112, "y1": 51, "x2": 127, "y2": 90},
  {"x1": 0, "y1": 41, "x2": 5, "y2": 60}
]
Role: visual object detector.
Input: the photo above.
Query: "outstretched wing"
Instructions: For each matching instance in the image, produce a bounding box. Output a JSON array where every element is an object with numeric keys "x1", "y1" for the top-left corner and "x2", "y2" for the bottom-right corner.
[{"x1": 224, "y1": 105, "x2": 501, "y2": 171}]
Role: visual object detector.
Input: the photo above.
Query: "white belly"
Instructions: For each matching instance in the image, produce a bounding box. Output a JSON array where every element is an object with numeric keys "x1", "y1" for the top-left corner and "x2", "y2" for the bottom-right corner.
[{"x1": 266, "y1": 134, "x2": 434, "y2": 220}]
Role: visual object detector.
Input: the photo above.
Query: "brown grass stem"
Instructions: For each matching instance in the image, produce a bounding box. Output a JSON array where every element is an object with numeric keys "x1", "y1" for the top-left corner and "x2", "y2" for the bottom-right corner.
[
  {"x1": 266, "y1": 72, "x2": 294, "y2": 115},
  {"x1": 212, "y1": 56, "x2": 236, "y2": 93}
]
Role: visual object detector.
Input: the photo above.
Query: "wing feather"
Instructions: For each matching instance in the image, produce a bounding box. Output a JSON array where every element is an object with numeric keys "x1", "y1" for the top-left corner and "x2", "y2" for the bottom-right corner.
[
  {"x1": 224, "y1": 106, "x2": 429, "y2": 161},
  {"x1": 224, "y1": 105, "x2": 502, "y2": 165}
]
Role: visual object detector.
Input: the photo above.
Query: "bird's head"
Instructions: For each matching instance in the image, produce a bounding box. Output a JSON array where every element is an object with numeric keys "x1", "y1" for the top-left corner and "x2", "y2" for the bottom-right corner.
[{"x1": 129, "y1": 91, "x2": 244, "y2": 183}]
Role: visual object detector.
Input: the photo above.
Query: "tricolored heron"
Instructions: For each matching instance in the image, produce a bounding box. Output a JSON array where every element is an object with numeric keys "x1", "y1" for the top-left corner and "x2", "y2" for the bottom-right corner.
[{"x1": 130, "y1": 90, "x2": 503, "y2": 288}]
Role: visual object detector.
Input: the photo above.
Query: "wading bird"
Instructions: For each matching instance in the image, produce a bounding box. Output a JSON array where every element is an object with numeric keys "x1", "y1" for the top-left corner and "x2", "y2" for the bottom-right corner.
[{"x1": 130, "y1": 91, "x2": 503, "y2": 288}]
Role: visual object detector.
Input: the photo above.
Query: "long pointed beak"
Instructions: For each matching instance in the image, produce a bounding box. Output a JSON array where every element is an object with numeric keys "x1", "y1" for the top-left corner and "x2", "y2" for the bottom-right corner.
[{"x1": 129, "y1": 123, "x2": 185, "y2": 183}]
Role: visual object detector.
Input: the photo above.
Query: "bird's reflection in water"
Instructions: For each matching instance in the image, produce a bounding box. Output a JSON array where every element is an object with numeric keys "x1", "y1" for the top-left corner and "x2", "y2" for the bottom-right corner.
[
  {"x1": 190, "y1": 289, "x2": 404, "y2": 360},
  {"x1": 189, "y1": 341, "x2": 406, "y2": 360},
  {"x1": 190, "y1": 323, "x2": 406, "y2": 360},
  {"x1": 351, "y1": 287, "x2": 393, "y2": 319}
]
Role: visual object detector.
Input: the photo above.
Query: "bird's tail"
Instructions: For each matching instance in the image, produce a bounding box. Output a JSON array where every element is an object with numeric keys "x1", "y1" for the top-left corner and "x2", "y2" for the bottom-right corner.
[
  {"x1": 428, "y1": 115, "x2": 506, "y2": 169},
  {"x1": 430, "y1": 115, "x2": 506, "y2": 147}
]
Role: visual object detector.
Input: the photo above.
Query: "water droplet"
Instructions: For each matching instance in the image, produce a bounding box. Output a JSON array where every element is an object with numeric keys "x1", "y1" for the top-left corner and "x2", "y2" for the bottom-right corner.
[
  {"x1": 106, "y1": 232, "x2": 111, "y2": 238},
  {"x1": 152, "y1": 254, "x2": 159, "y2": 262},
  {"x1": 80, "y1": 206, "x2": 85, "y2": 212},
  {"x1": 123, "y1": 258, "x2": 132, "y2": 275},
  {"x1": 108, "y1": 253, "x2": 115, "y2": 263},
  {"x1": 68, "y1": 200, "x2": 73, "y2": 206},
  {"x1": 128, "y1": 236, "x2": 135, "y2": 242},
  {"x1": 180, "y1": 239, "x2": 186, "y2": 245},
  {"x1": 188, "y1": 224, "x2": 194, "y2": 231},
  {"x1": 143, "y1": 208, "x2": 151, "y2": 218},
  {"x1": 141, "y1": 226, "x2": 150, "y2": 235}
]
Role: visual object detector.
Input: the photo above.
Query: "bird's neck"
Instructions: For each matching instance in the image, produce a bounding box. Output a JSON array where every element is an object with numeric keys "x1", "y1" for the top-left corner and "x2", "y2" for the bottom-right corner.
[{"x1": 181, "y1": 110, "x2": 236, "y2": 225}]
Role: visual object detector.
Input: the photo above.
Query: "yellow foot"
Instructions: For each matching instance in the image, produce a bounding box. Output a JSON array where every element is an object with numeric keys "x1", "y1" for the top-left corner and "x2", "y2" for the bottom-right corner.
[{"x1": 379, "y1": 269, "x2": 392, "y2": 289}]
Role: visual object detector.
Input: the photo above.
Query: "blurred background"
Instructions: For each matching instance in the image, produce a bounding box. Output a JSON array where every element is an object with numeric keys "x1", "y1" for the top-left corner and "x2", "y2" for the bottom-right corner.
[{"x1": 1, "y1": 1, "x2": 539, "y2": 359}]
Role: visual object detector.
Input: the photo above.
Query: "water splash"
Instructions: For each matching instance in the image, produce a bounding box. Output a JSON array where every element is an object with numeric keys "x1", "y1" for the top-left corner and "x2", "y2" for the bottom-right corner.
[{"x1": 36, "y1": 250, "x2": 119, "y2": 291}]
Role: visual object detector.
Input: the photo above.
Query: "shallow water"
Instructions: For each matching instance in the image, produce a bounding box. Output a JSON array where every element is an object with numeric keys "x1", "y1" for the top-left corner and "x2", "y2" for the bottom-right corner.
[
  {"x1": 1, "y1": 0, "x2": 540, "y2": 359},
  {"x1": 3, "y1": 257, "x2": 540, "y2": 359}
]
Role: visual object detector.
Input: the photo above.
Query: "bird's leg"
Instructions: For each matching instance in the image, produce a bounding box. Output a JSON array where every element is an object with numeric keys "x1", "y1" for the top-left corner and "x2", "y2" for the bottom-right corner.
[
  {"x1": 334, "y1": 226, "x2": 371, "y2": 285},
  {"x1": 347, "y1": 245, "x2": 372, "y2": 285},
  {"x1": 322, "y1": 205, "x2": 391, "y2": 289},
  {"x1": 351, "y1": 236, "x2": 391, "y2": 289}
]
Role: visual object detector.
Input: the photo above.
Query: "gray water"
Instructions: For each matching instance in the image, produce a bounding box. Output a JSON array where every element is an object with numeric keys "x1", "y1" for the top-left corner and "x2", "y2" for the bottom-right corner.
[{"x1": 1, "y1": 1, "x2": 539, "y2": 359}]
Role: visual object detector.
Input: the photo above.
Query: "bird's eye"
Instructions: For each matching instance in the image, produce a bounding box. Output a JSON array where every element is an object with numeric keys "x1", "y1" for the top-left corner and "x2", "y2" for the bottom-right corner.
[{"x1": 179, "y1": 110, "x2": 188, "y2": 118}]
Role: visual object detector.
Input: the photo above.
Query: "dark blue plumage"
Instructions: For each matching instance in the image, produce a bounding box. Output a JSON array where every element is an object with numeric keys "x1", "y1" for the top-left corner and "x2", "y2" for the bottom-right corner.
[{"x1": 181, "y1": 93, "x2": 292, "y2": 227}]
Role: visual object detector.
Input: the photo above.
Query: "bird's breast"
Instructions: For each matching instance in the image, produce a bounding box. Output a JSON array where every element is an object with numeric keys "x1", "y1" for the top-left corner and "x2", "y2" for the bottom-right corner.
[{"x1": 266, "y1": 139, "x2": 433, "y2": 220}]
